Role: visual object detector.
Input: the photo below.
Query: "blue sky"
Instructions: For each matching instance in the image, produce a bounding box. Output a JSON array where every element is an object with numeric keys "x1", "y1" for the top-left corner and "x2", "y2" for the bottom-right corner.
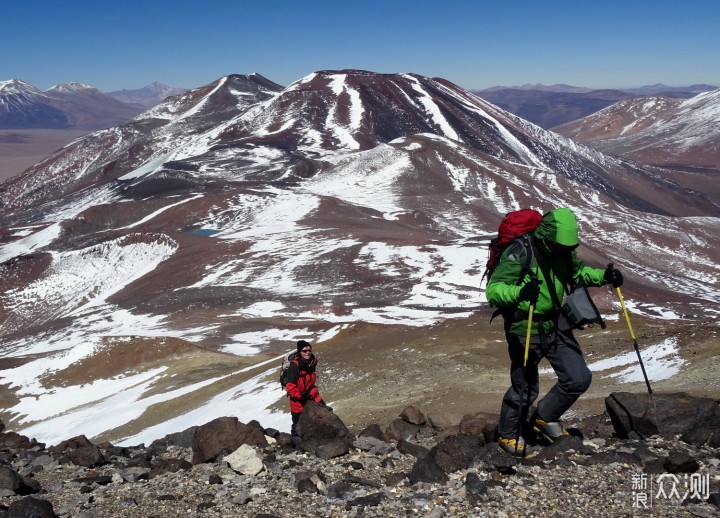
[{"x1": 4, "y1": 0, "x2": 719, "y2": 92}]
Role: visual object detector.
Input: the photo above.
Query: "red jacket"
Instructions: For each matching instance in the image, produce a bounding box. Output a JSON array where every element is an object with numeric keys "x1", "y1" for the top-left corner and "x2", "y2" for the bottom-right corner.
[{"x1": 285, "y1": 353, "x2": 322, "y2": 413}]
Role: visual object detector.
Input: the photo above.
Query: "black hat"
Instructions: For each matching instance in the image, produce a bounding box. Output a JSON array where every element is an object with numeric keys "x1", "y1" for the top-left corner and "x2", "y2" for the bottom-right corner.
[{"x1": 297, "y1": 340, "x2": 311, "y2": 352}]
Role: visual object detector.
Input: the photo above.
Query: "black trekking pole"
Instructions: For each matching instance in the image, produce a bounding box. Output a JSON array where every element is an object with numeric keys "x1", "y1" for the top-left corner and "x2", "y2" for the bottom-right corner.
[{"x1": 609, "y1": 264, "x2": 653, "y2": 396}]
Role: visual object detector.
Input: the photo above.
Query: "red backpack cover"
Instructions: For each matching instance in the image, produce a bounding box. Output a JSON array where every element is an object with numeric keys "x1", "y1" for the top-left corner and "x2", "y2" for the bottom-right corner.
[{"x1": 483, "y1": 209, "x2": 543, "y2": 284}]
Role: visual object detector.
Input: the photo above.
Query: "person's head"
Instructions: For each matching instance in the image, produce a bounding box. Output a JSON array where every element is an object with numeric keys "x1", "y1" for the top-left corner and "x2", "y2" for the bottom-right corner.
[
  {"x1": 535, "y1": 208, "x2": 579, "y2": 254},
  {"x1": 296, "y1": 340, "x2": 312, "y2": 358}
]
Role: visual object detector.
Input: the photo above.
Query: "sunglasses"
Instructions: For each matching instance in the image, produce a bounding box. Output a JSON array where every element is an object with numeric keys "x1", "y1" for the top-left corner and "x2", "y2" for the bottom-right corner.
[{"x1": 300, "y1": 348, "x2": 312, "y2": 353}]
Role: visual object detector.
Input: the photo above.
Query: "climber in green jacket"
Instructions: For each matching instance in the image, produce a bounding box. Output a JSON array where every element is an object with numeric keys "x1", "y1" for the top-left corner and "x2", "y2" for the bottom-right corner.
[{"x1": 486, "y1": 207, "x2": 623, "y2": 457}]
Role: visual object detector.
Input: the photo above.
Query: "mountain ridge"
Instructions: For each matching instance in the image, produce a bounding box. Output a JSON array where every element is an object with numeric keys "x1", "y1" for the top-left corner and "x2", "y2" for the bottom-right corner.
[{"x1": 552, "y1": 89, "x2": 720, "y2": 171}]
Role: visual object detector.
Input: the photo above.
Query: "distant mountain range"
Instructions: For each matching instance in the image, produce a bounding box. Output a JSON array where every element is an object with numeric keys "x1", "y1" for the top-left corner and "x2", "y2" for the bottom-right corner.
[
  {"x1": 107, "y1": 82, "x2": 187, "y2": 108},
  {"x1": 0, "y1": 80, "x2": 186, "y2": 130},
  {"x1": 472, "y1": 83, "x2": 718, "y2": 129}
]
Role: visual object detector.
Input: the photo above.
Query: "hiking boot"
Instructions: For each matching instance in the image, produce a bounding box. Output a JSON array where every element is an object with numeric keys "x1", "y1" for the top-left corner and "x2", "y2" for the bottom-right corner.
[
  {"x1": 533, "y1": 418, "x2": 569, "y2": 441},
  {"x1": 498, "y1": 436, "x2": 535, "y2": 458}
]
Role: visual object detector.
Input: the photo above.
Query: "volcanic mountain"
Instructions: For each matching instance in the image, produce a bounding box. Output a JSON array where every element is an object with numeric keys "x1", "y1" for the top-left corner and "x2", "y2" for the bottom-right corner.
[
  {"x1": 0, "y1": 80, "x2": 68, "y2": 129},
  {"x1": 552, "y1": 89, "x2": 720, "y2": 172},
  {"x1": 0, "y1": 70, "x2": 718, "y2": 445}
]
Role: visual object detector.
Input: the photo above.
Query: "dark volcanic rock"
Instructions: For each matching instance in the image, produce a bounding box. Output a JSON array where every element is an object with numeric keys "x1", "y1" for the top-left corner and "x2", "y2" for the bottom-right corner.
[
  {"x1": 399, "y1": 405, "x2": 426, "y2": 425},
  {"x1": 8, "y1": 496, "x2": 57, "y2": 517},
  {"x1": 605, "y1": 392, "x2": 720, "y2": 440},
  {"x1": 297, "y1": 401, "x2": 355, "y2": 457},
  {"x1": 408, "y1": 455, "x2": 448, "y2": 484},
  {"x1": 430, "y1": 434, "x2": 484, "y2": 473},
  {"x1": 65, "y1": 445, "x2": 105, "y2": 468},
  {"x1": 191, "y1": 417, "x2": 268, "y2": 464}
]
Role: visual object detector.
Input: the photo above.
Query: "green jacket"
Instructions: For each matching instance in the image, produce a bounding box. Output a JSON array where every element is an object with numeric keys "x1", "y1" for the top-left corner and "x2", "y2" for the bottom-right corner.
[{"x1": 486, "y1": 208, "x2": 607, "y2": 336}]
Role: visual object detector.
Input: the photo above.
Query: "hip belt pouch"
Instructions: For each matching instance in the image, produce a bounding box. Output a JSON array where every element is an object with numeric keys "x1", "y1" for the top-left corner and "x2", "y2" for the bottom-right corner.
[{"x1": 557, "y1": 283, "x2": 606, "y2": 331}]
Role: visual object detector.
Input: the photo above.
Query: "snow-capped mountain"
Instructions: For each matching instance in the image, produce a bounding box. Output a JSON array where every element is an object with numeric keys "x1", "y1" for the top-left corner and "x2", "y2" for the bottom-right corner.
[
  {"x1": 0, "y1": 79, "x2": 144, "y2": 130},
  {"x1": 0, "y1": 79, "x2": 68, "y2": 129},
  {"x1": 553, "y1": 89, "x2": 720, "y2": 170},
  {"x1": 107, "y1": 82, "x2": 188, "y2": 108},
  {"x1": 1, "y1": 70, "x2": 718, "y2": 446}
]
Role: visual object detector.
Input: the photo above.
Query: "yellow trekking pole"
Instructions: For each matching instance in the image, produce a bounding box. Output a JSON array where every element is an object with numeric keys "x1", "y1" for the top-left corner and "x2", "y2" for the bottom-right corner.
[
  {"x1": 524, "y1": 304, "x2": 534, "y2": 367},
  {"x1": 613, "y1": 280, "x2": 653, "y2": 396}
]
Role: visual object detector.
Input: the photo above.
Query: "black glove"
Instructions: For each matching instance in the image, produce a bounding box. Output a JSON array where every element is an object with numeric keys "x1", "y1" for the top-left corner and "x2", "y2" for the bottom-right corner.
[
  {"x1": 518, "y1": 279, "x2": 542, "y2": 304},
  {"x1": 604, "y1": 266, "x2": 623, "y2": 288},
  {"x1": 299, "y1": 391, "x2": 310, "y2": 404}
]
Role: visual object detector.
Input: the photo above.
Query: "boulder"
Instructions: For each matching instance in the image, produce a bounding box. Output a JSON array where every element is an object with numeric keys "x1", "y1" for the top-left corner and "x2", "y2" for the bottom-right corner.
[
  {"x1": 459, "y1": 412, "x2": 498, "y2": 443},
  {"x1": 354, "y1": 436, "x2": 394, "y2": 455},
  {"x1": 0, "y1": 432, "x2": 42, "y2": 451},
  {"x1": 48, "y1": 435, "x2": 93, "y2": 452},
  {"x1": 191, "y1": 417, "x2": 268, "y2": 464},
  {"x1": 0, "y1": 466, "x2": 22, "y2": 493},
  {"x1": 358, "y1": 423, "x2": 385, "y2": 441},
  {"x1": 149, "y1": 426, "x2": 196, "y2": 450},
  {"x1": 225, "y1": 444, "x2": 264, "y2": 475},
  {"x1": 296, "y1": 401, "x2": 354, "y2": 457},
  {"x1": 314, "y1": 439, "x2": 352, "y2": 460},
  {"x1": 8, "y1": 496, "x2": 57, "y2": 517},
  {"x1": 430, "y1": 434, "x2": 484, "y2": 473},
  {"x1": 605, "y1": 392, "x2": 720, "y2": 440},
  {"x1": 66, "y1": 446, "x2": 106, "y2": 468},
  {"x1": 384, "y1": 418, "x2": 425, "y2": 441},
  {"x1": 399, "y1": 405, "x2": 426, "y2": 425},
  {"x1": 408, "y1": 456, "x2": 448, "y2": 484},
  {"x1": 396, "y1": 439, "x2": 430, "y2": 459}
]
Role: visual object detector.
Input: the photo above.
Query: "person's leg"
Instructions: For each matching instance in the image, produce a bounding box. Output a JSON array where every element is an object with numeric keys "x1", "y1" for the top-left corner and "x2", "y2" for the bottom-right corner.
[
  {"x1": 535, "y1": 330, "x2": 592, "y2": 422},
  {"x1": 497, "y1": 333, "x2": 542, "y2": 439},
  {"x1": 291, "y1": 412, "x2": 301, "y2": 437}
]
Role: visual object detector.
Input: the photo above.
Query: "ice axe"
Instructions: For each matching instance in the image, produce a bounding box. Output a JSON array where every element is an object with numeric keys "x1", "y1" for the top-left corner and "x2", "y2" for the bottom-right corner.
[{"x1": 608, "y1": 264, "x2": 653, "y2": 396}]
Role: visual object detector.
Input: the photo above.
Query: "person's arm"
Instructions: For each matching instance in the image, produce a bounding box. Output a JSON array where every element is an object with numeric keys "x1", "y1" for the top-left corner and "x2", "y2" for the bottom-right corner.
[{"x1": 571, "y1": 252, "x2": 607, "y2": 287}]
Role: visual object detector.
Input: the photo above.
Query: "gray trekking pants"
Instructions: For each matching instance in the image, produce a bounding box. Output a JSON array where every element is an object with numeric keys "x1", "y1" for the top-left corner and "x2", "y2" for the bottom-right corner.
[{"x1": 497, "y1": 329, "x2": 592, "y2": 439}]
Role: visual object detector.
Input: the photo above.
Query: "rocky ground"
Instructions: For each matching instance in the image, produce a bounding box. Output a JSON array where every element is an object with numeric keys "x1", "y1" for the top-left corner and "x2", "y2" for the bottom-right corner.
[
  {"x1": 1, "y1": 314, "x2": 719, "y2": 517},
  {"x1": 1, "y1": 391, "x2": 719, "y2": 518}
]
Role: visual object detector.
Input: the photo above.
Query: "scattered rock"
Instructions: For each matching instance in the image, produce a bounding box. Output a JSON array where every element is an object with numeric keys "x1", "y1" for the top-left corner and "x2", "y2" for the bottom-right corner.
[
  {"x1": 225, "y1": 444, "x2": 265, "y2": 475},
  {"x1": 399, "y1": 405, "x2": 426, "y2": 425},
  {"x1": 430, "y1": 434, "x2": 484, "y2": 473},
  {"x1": 408, "y1": 455, "x2": 448, "y2": 484},
  {"x1": 0, "y1": 402, "x2": 717, "y2": 517},
  {"x1": 664, "y1": 450, "x2": 700, "y2": 473}
]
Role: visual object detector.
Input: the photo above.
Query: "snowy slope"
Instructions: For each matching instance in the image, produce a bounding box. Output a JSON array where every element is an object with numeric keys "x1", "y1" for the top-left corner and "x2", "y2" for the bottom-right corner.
[{"x1": 553, "y1": 89, "x2": 720, "y2": 168}]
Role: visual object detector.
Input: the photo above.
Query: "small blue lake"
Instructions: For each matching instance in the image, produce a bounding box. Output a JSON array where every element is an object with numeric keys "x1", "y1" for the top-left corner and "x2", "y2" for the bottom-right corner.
[{"x1": 187, "y1": 229, "x2": 222, "y2": 237}]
